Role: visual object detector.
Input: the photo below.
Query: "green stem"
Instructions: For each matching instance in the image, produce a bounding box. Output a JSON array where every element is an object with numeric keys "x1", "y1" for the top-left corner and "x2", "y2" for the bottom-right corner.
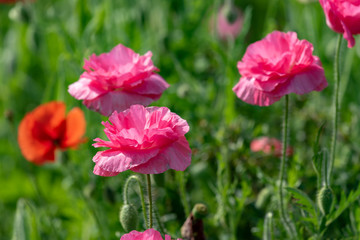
[
  {"x1": 146, "y1": 174, "x2": 153, "y2": 229},
  {"x1": 278, "y1": 95, "x2": 297, "y2": 239},
  {"x1": 123, "y1": 175, "x2": 148, "y2": 228},
  {"x1": 154, "y1": 206, "x2": 166, "y2": 235},
  {"x1": 177, "y1": 171, "x2": 190, "y2": 216},
  {"x1": 329, "y1": 34, "x2": 342, "y2": 182}
]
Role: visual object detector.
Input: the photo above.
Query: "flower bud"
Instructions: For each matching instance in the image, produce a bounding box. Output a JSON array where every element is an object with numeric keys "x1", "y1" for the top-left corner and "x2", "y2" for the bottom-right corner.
[
  {"x1": 9, "y1": 2, "x2": 31, "y2": 23},
  {"x1": 192, "y1": 203, "x2": 207, "y2": 220},
  {"x1": 216, "y1": 4, "x2": 243, "y2": 40},
  {"x1": 119, "y1": 204, "x2": 138, "y2": 232},
  {"x1": 255, "y1": 187, "x2": 272, "y2": 209},
  {"x1": 317, "y1": 187, "x2": 334, "y2": 215}
]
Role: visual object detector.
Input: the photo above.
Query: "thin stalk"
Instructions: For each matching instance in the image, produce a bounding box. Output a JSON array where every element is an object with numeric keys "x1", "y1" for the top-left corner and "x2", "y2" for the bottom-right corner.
[
  {"x1": 177, "y1": 171, "x2": 190, "y2": 215},
  {"x1": 154, "y1": 206, "x2": 166, "y2": 235},
  {"x1": 146, "y1": 174, "x2": 153, "y2": 229},
  {"x1": 329, "y1": 34, "x2": 342, "y2": 180},
  {"x1": 278, "y1": 95, "x2": 297, "y2": 239},
  {"x1": 123, "y1": 175, "x2": 148, "y2": 228}
]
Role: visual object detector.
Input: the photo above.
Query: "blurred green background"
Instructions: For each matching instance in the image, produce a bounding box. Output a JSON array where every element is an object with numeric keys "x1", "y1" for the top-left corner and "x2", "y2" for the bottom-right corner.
[{"x1": 1, "y1": 0, "x2": 360, "y2": 239}]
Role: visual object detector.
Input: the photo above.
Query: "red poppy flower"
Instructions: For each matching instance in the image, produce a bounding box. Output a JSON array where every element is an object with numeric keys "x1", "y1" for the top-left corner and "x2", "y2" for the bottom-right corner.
[{"x1": 18, "y1": 101, "x2": 86, "y2": 165}]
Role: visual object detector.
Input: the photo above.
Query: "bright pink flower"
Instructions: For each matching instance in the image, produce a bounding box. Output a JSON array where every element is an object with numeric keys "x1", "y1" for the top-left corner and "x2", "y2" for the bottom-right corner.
[
  {"x1": 68, "y1": 44, "x2": 169, "y2": 116},
  {"x1": 92, "y1": 105, "x2": 191, "y2": 176},
  {"x1": 319, "y1": 0, "x2": 360, "y2": 48},
  {"x1": 120, "y1": 229, "x2": 181, "y2": 240},
  {"x1": 216, "y1": 5, "x2": 243, "y2": 40},
  {"x1": 233, "y1": 31, "x2": 327, "y2": 106},
  {"x1": 250, "y1": 137, "x2": 293, "y2": 157}
]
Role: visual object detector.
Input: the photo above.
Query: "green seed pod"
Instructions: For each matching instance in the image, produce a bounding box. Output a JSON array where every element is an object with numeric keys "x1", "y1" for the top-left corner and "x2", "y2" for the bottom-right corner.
[
  {"x1": 317, "y1": 187, "x2": 334, "y2": 215},
  {"x1": 192, "y1": 203, "x2": 208, "y2": 220},
  {"x1": 255, "y1": 187, "x2": 272, "y2": 209},
  {"x1": 119, "y1": 204, "x2": 138, "y2": 232}
]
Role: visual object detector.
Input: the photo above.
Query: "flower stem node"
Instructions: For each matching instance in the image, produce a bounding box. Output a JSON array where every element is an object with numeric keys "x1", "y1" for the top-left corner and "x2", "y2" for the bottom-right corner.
[
  {"x1": 317, "y1": 187, "x2": 334, "y2": 216},
  {"x1": 192, "y1": 203, "x2": 208, "y2": 220},
  {"x1": 119, "y1": 204, "x2": 138, "y2": 232}
]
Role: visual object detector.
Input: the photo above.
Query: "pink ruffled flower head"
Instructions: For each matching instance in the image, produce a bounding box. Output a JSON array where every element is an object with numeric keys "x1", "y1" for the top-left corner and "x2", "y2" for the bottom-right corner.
[
  {"x1": 68, "y1": 44, "x2": 170, "y2": 116},
  {"x1": 120, "y1": 229, "x2": 181, "y2": 240},
  {"x1": 92, "y1": 105, "x2": 191, "y2": 176},
  {"x1": 233, "y1": 31, "x2": 328, "y2": 106},
  {"x1": 216, "y1": 4, "x2": 243, "y2": 40},
  {"x1": 250, "y1": 137, "x2": 293, "y2": 157},
  {"x1": 319, "y1": 0, "x2": 360, "y2": 48}
]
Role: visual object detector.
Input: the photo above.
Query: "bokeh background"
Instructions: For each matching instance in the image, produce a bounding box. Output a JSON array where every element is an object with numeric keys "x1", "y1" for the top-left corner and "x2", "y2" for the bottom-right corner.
[{"x1": 1, "y1": 0, "x2": 360, "y2": 239}]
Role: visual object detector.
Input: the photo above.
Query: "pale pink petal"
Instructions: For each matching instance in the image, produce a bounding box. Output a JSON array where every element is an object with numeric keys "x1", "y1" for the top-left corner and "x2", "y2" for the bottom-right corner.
[
  {"x1": 233, "y1": 31, "x2": 327, "y2": 106},
  {"x1": 68, "y1": 78, "x2": 104, "y2": 100},
  {"x1": 129, "y1": 74, "x2": 170, "y2": 95},
  {"x1": 341, "y1": 20, "x2": 356, "y2": 48},
  {"x1": 233, "y1": 77, "x2": 281, "y2": 106},
  {"x1": 93, "y1": 105, "x2": 191, "y2": 174},
  {"x1": 83, "y1": 91, "x2": 155, "y2": 116},
  {"x1": 271, "y1": 65, "x2": 328, "y2": 96},
  {"x1": 320, "y1": 0, "x2": 360, "y2": 48},
  {"x1": 130, "y1": 137, "x2": 191, "y2": 174},
  {"x1": 93, "y1": 164, "x2": 119, "y2": 177},
  {"x1": 120, "y1": 229, "x2": 163, "y2": 240},
  {"x1": 93, "y1": 149, "x2": 159, "y2": 172},
  {"x1": 68, "y1": 44, "x2": 169, "y2": 116}
]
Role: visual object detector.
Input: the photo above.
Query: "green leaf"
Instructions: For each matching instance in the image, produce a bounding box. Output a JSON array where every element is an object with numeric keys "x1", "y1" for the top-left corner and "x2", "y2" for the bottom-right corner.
[
  {"x1": 286, "y1": 187, "x2": 318, "y2": 220},
  {"x1": 11, "y1": 199, "x2": 40, "y2": 240},
  {"x1": 326, "y1": 184, "x2": 360, "y2": 226},
  {"x1": 312, "y1": 122, "x2": 326, "y2": 176}
]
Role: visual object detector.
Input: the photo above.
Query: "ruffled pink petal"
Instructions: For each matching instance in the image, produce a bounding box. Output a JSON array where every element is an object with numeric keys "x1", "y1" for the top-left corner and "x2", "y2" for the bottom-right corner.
[
  {"x1": 83, "y1": 91, "x2": 155, "y2": 116},
  {"x1": 93, "y1": 164, "x2": 119, "y2": 177},
  {"x1": 271, "y1": 64, "x2": 328, "y2": 97},
  {"x1": 68, "y1": 78, "x2": 104, "y2": 100},
  {"x1": 120, "y1": 229, "x2": 163, "y2": 240},
  {"x1": 93, "y1": 148, "x2": 159, "y2": 173},
  {"x1": 341, "y1": 20, "x2": 356, "y2": 48},
  {"x1": 232, "y1": 77, "x2": 282, "y2": 106},
  {"x1": 130, "y1": 137, "x2": 191, "y2": 174},
  {"x1": 146, "y1": 107, "x2": 190, "y2": 136},
  {"x1": 129, "y1": 74, "x2": 170, "y2": 96}
]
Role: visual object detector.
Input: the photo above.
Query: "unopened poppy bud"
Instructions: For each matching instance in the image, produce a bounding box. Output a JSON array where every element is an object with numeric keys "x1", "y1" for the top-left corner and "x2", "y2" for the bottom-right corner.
[
  {"x1": 255, "y1": 187, "x2": 272, "y2": 209},
  {"x1": 221, "y1": 4, "x2": 238, "y2": 23},
  {"x1": 119, "y1": 204, "x2": 138, "y2": 232},
  {"x1": 192, "y1": 203, "x2": 207, "y2": 220},
  {"x1": 317, "y1": 187, "x2": 334, "y2": 215},
  {"x1": 9, "y1": 3, "x2": 31, "y2": 23}
]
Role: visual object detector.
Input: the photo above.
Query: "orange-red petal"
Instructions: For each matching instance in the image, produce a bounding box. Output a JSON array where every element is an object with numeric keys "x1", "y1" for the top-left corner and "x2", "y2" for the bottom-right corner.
[
  {"x1": 18, "y1": 111, "x2": 56, "y2": 165},
  {"x1": 60, "y1": 107, "x2": 86, "y2": 148}
]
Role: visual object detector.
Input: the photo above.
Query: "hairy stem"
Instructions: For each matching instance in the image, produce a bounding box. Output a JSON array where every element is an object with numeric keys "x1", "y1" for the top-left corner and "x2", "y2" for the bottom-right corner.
[
  {"x1": 329, "y1": 34, "x2": 342, "y2": 181},
  {"x1": 278, "y1": 95, "x2": 297, "y2": 239},
  {"x1": 146, "y1": 174, "x2": 153, "y2": 229},
  {"x1": 123, "y1": 175, "x2": 148, "y2": 228}
]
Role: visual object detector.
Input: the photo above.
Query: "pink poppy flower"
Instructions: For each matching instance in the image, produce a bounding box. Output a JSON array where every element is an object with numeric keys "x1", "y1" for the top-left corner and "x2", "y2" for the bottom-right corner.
[
  {"x1": 319, "y1": 0, "x2": 360, "y2": 48},
  {"x1": 92, "y1": 105, "x2": 191, "y2": 176},
  {"x1": 250, "y1": 137, "x2": 293, "y2": 157},
  {"x1": 216, "y1": 5, "x2": 243, "y2": 40},
  {"x1": 68, "y1": 44, "x2": 170, "y2": 116},
  {"x1": 233, "y1": 31, "x2": 327, "y2": 106},
  {"x1": 120, "y1": 229, "x2": 181, "y2": 240}
]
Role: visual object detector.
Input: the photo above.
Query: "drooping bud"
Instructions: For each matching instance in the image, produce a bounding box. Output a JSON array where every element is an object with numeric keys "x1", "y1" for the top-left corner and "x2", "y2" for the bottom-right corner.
[
  {"x1": 216, "y1": 3, "x2": 243, "y2": 40},
  {"x1": 192, "y1": 203, "x2": 207, "y2": 220},
  {"x1": 119, "y1": 204, "x2": 138, "y2": 232},
  {"x1": 255, "y1": 187, "x2": 272, "y2": 209},
  {"x1": 8, "y1": 2, "x2": 31, "y2": 23},
  {"x1": 317, "y1": 187, "x2": 334, "y2": 215}
]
